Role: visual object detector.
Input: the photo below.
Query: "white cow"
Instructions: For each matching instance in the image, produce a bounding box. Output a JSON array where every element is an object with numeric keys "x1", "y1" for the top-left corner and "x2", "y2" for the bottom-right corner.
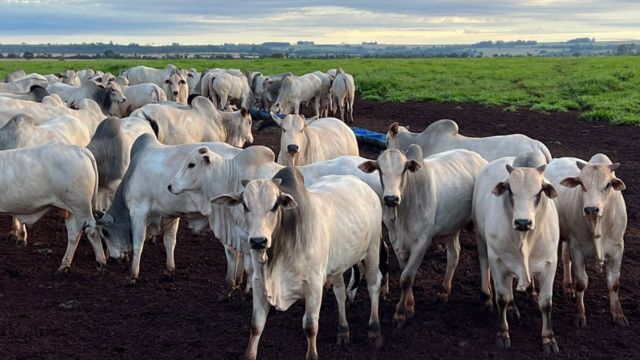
[
  {"x1": 0, "y1": 144, "x2": 106, "y2": 272},
  {"x1": 312, "y1": 71, "x2": 333, "y2": 117},
  {"x1": 386, "y1": 119, "x2": 552, "y2": 162},
  {"x1": 131, "y1": 96, "x2": 253, "y2": 147},
  {"x1": 0, "y1": 113, "x2": 91, "y2": 150},
  {"x1": 545, "y1": 154, "x2": 628, "y2": 327},
  {"x1": 260, "y1": 73, "x2": 292, "y2": 111},
  {"x1": 358, "y1": 145, "x2": 487, "y2": 328},
  {"x1": 116, "y1": 83, "x2": 167, "y2": 117},
  {"x1": 0, "y1": 96, "x2": 105, "y2": 134},
  {"x1": 270, "y1": 73, "x2": 323, "y2": 116},
  {"x1": 212, "y1": 167, "x2": 383, "y2": 360},
  {"x1": 96, "y1": 135, "x2": 245, "y2": 282},
  {"x1": 330, "y1": 68, "x2": 356, "y2": 123},
  {"x1": 87, "y1": 117, "x2": 157, "y2": 211},
  {"x1": 0, "y1": 85, "x2": 49, "y2": 102},
  {"x1": 124, "y1": 65, "x2": 188, "y2": 104},
  {"x1": 47, "y1": 79, "x2": 126, "y2": 116},
  {"x1": 200, "y1": 69, "x2": 253, "y2": 110},
  {"x1": 473, "y1": 154, "x2": 560, "y2": 353},
  {"x1": 0, "y1": 74, "x2": 49, "y2": 93},
  {"x1": 271, "y1": 114, "x2": 358, "y2": 166}
]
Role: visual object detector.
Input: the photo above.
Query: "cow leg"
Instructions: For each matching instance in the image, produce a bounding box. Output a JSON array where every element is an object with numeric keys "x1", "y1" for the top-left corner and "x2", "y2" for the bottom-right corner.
[
  {"x1": 476, "y1": 232, "x2": 493, "y2": 312},
  {"x1": 348, "y1": 100, "x2": 354, "y2": 124},
  {"x1": 493, "y1": 270, "x2": 513, "y2": 348},
  {"x1": 302, "y1": 287, "x2": 322, "y2": 360},
  {"x1": 329, "y1": 274, "x2": 350, "y2": 346},
  {"x1": 9, "y1": 217, "x2": 27, "y2": 246},
  {"x1": 572, "y1": 250, "x2": 588, "y2": 328},
  {"x1": 313, "y1": 97, "x2": 321, "y2": 118},
  {"x1": 606, "y1": 247, "x2": 628, "y2": 326},
  {"x1": 219, "y1": 94, "x2": 229, "y2": 110},
  {"x1": 537, "y1": 267, "x2": 559, "y2": 354},
  {"x1": 339, "y1": 104, "x2": 345, "y2": 123},
  {"x1": 393, "y1": 235, "x2": 432, "y2": 328},
  {"x1": 243, "y1": 252, "x2": 253, "y2": 295},
  {"x1": 162, "y1": 218, "x2": 179, "y2": 275},
  {"x1": 220, "y1": 245, "x2": 240, "y2": 301},
  {"x1": 364, "y1": 245, "x2": 383, "y2": 347},
  {"x1": 57, "y1": 215, "x2": 82, "y2": 274},
  {"x1": 294, "y1": 101, "x2": 300, "y2": 115},
  {"x1": 243, "y1": 277, "x2": 270, "y2": 360},
  {"x1": 129, "y1": 208, "x2": 149, "y2": 283},
  {"x1": 439, "y1": 232, "x2": 461, "y2": 303},
  {"x1": 562, "y1": 241, "x2": 575, "y2": 298}
]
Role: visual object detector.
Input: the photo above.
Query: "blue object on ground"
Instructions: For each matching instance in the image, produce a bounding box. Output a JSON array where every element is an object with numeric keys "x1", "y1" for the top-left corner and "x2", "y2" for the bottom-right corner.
[{"x1": 352, "y1": 127, "x2": 387, "y2": 149}]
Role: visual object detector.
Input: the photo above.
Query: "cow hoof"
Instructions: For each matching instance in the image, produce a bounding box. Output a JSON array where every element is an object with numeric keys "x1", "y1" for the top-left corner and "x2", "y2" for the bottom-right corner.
[
  {"x1": 507, "y1": 305, "x2": 521, "y2": 321},
  {"x1": 392, "y1": 315, "x2": 407, "y2": 329},
  {"x1": 574, "y1": 317, "x2": 587, "y2": 328},
  {"x1": 127, "y1": 277, "x2": 138, "y2": 286},
  {"x1": 543, "y1": 338, "x2": 559, "y2": 354},
  {"x1": 216, "y1": 293, "x2": 230, "y2": 303},
  {"x1": 495, "y1": 333, "x2": 511, "y2": 348},
  {"x1": 613, "y1": 316, "x2": 629, "y2": 327},
  {"x1": 96, "y1": 262, "x2": 107, "y2": 272},
  {"x1": 55, "y1": 266, "x2": 70, "y2": 276},
  {"x1": 336, "y1": 332, "x2": 350, "y2": 346},
  {"x1": 239, "y1": 352, "x2": 256, "y2": 360},
  {"x1": 369, "y1": 333, "x2": 383, "y2": 349}
]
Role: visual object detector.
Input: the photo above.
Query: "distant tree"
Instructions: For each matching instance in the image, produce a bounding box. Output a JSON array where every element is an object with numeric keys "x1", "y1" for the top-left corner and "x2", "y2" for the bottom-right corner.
[
  {"x1": 616, "y1": 43, "x2": 637, "y2": 55},
  {"x1": 104, "y1": 49, "x2": 115, "y2": 58},
  {"x1": 7, "y1": 53, "x2": 18, "y2": 59},
  {"x1": 22, "y1": 51, "x2": 34, "y2": 60}
]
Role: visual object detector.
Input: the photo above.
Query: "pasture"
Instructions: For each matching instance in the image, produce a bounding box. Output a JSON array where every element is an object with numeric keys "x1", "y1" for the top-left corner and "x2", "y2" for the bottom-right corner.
[{"x1": 1, "y1": 56, "x2": 640, "y2": 123}]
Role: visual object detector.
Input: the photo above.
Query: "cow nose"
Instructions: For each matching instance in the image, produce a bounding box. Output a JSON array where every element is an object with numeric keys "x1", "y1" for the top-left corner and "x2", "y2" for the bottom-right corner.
[
  {"x1": 249, "y1": 237, "x2": 268, "y2": 250},
  {"x1": 121, "y1": 97, "x2": 127, "y2": 103},
  {"x1": 584, "y1": 207, "x2": 599, "y2": 216},
  {"x1": 383, "y1": 195, "x2": 400, "y2": 207},
  {"x1": 287, "y1": 144, "x2": 299, "y2": 153},
  {"x1": 167, "y1": 184, "x2": 173, "y2": 192},
  {"x1": 514, "y1": 219, "x2": 532, "y2": 231},
  {"x1": 173, "y1": 91, "x2": 179, "y2": 96}
]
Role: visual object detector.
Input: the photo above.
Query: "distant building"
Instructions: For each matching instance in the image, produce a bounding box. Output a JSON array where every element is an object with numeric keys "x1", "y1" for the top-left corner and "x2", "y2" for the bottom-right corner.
[{"x1": 297, "y1": 41, "x2": 315, "y2": 46}]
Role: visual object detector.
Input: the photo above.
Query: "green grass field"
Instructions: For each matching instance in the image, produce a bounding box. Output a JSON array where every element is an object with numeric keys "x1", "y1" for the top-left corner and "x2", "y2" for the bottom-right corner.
[{"x1": 1, "y1": 57, "x2": 639, "y2": 124}]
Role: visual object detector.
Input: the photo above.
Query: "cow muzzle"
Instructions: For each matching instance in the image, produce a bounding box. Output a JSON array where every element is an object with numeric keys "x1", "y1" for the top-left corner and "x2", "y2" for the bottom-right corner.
[
  {"x1": 172, "y1": 91, "x2": 179, "y2": 96},
  {"x1": 287, "y1": 144, "x2": 299, "y2": 154},
  {"x1": 249, "y1": 237, "x2": 268, "y2": 250},
  {"x1": 383, "y1": 195, "x2": 400, "y2": 208},
  {"x1": 514, "y1": 219, "x2": 532, "y2": 232},
  {"x1": 167, "y1": 184, "x2": 180, "y2": 194},
  {"x1": 583, "y1": 207, "x2": 600, "y2": 217}
]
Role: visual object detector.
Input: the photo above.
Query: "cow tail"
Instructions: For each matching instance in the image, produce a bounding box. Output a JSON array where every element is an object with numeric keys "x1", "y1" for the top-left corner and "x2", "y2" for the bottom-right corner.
[
  {"x1": 348, "y1": 264, "x2": 361, "y2": 291},
  {"x1": 379, "y1": 236, "x2": 389, "y2": 277}
]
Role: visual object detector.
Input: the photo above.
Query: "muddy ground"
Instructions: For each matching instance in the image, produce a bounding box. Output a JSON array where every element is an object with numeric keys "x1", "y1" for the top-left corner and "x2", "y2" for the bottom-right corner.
[{"x1": 0, "y1": 98, "x2": 638, "y2": 359}]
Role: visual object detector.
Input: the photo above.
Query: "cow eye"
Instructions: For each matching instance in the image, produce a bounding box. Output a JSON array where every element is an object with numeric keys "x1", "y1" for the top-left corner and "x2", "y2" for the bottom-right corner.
[
  {"x1": 605, "y1": 182, "x2": 612, "y2": 191},
  {"x1": 242, "y1": 202, "x2": 250, "y2": 213},
  {"x1": 187, "y1": 163, "x2": 195, "y2": 168},
  {"x1": 179, "y1": 80, "x2": 186, "y2": 85},
  {"x1": 100, "y1": 228, "x2": 110, "y2": 238},
  {"x1": 270, "y1": 202, "x2": 279, "y2": 212},
  {"x1": 165, "y1": 80, "x2": 171, "y2": 84}
]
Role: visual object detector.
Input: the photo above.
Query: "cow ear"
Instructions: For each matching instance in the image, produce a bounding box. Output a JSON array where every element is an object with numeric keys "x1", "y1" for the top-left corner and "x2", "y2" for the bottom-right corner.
[
  {"x1": 211, "y1": 192, "x2": 242, "y2": 206},
  {"x1": 198, "y1": 147, "x2": 208, "y2": 154},
  {"x1": 560, "y1": 176, "x2": 581, "y2": 188},
  {"x1": 611, "y1": 178, "x2": 626, "y2": 191},
  {"x1": 388, "y1": 122, "x2": 399, "y2": 136},
  {"x1": 358, "y1": 161, "x2": 378, "y2": 174},
  {"x1": 270, "y1": 112, "x2": 283, "y2": 127},
  {"x1": 542, "y1": 182, "x2": 558, "y2": 198},
  {"x1": 278, "y1": 193, "x2": 298, "y2": 209},
  {"x1": 272, "y1": 178, "x2": 282, "y2": 186},
  {"x1": 576, "y1": 161, "x2": 586, "y2": 170},
  {"x1": 492, "y1": 181, "x2": 509, "y2": 196},
  {"x1": 609, "y1": 163, "x2": 620, "y2": 172},
  {"x1": 405, "y1": 160, "x2": 422, "y2": 173},
  {"x1": 505, "y1": 164, "x2": 514, "y2": 174},
  {"x1": 241, "y1": 179, "x2": 251, "y2": 187}
]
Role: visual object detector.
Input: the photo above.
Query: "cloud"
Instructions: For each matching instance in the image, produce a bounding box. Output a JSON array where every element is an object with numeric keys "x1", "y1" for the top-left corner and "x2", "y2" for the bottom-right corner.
[{"x1": 0, "y1": 0, "x2": 638, "y2": 44}]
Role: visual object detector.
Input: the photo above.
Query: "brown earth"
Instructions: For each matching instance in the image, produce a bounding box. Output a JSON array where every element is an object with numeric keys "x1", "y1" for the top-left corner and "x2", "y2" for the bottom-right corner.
[{"x1": 0, "y1": 98, "x2": 639, "y2": 360}]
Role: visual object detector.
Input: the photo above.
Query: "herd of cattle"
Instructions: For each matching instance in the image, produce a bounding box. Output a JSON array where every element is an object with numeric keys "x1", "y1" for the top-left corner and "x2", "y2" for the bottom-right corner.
[{"x1": 0, "y1": 65, "x2": 628, "y2": 359}]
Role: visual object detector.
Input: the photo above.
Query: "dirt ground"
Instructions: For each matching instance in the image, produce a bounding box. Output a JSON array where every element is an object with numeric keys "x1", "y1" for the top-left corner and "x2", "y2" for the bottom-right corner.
[{"x1": 0, "y1": 98, "x2": 638, "y2": 359}]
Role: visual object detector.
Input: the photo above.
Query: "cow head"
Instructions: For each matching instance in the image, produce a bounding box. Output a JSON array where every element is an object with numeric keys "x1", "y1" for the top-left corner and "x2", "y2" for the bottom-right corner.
[
  {"x1": 559, "y1": 160, "x2": 625, "y2": 248},
  {"x1": 272, "y1": 113, "x2": 308, "y2": 166},
  {"x1": 61, "y1": 69, "x2": 80, "y2": 86},
  {"x1": 212, "y1": 179, "x2": 297, "y2": 257},
  {"x1": 359, "y1": 145, "x2": 423, "y2": 208},
  {"x1": 96, "y1": 213, "x2": 132, "y2": 264},
  {"x1": 168, "y1": 146, "x2": 223, "y2": 195},
  {"x1": 165, "y1": 72, "x2": 188, "y2": 104},
  {"x1": 107, "y1": 80, "x2": 126, "y2": 104},
  {"x1": 493, "y1": 164, "x2": 557, "y2": 232}
]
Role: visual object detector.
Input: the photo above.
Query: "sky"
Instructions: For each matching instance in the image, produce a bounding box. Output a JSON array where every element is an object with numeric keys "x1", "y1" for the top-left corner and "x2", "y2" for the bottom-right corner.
[{"x1": 1, "y1": 0, "x2": 639, "y2": 45}]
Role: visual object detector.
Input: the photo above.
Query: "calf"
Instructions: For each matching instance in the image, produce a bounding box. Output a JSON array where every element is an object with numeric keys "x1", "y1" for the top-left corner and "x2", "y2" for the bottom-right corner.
[
  {"x1": 359, "y1": 145, "x2": 487, "y2": 328},
  {"x1": 546, "y1": 154, "x2": 628, "y2": 327},
  {"x1": 473, "y1": 154, "x2": 560, "y2": 353},
  {"x1": 212, "y1": 167, "x2": 382, "y2": 359}
]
